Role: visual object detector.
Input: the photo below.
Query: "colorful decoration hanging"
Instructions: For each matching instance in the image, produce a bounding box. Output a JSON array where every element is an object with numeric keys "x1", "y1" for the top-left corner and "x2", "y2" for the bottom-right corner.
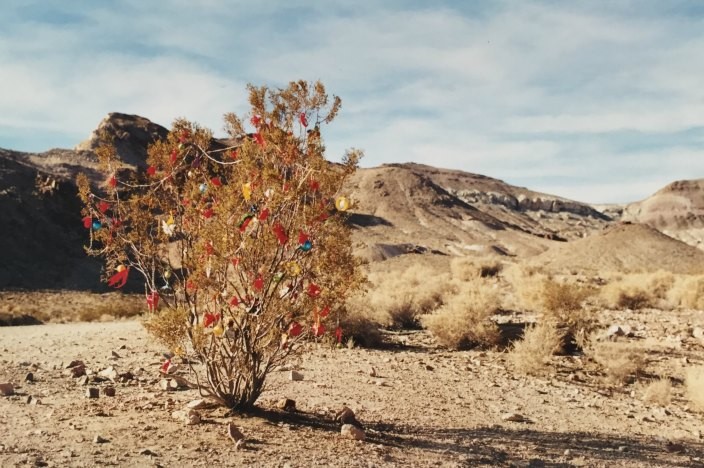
[
  {"x1": 107, "y1": 266, "x2": 129, "y2": 288},
  {"x1": 82, "y1": 216, "x2": 92, "y2": 229},
  {"x1": 253, "y1": 275, "x2": 264, "y2": 291},
  {"x1": 199, "y1": 183, "x2": 207, "y2": 193},
  {"x1": 289, "y1": 321, "x2": 302, "y2": 337},
  {"x1": 92, "y1": 220, "x2": 102, "y2": 230},
  {"x1": 312, "y1": 321, "x2": 325, "y2": 337},
  {"x1": 170, "y1": 149, "x2": 179, "y2": 165},
  {"x1": 285, "y1": 261, "x2": 301, "y2": 277},
  {"x1": 108, "y1": 176, "x2": 117, "y2": 188},
  {"x1": 335, "y1": 196, "x2": 350, "y2": 212},
  {"x1": 300, "y1": 240, "x2": 312, "y2": 252},
  {"x1": 299, "y1": 112, "x2": 308, "y2": 127},
  {"x1": 202, "y1": 208, "x2": 214, "y2": 219},
  {"x1": 335, "y1": 326, "x2": 343, "y2": 343},
  {"x1": 258, "y1": 208, "x2": 270, "y2": 221},
  {"x1": 254, "y1": 132, "x2": 265, "y2": 147},
  {"x1": 242, "y1": 183, "x2": 252, "y2": 201},
  {"x1": 211, "y1": 177, "x2": 222, "y2": 187},
  {"x1": 272, "y1": 223, "x2": 288, "y2": 245},
  {"x1": 319, "y1": 306, "x2": 330, "y2": 318},
  {"x1": 146, "y1": 291, "x2": 159, "y2": 312},
  {"x1": 238, "y1": 214, "x2": 254, "y2": 232},
  {"x1": 98, "y1": 201, "x2": 110, "y2": 213},
  {"x1": 203, "y1": 312, "x2": 220, "y2": 328},
  {"x1": 229, "y1": 296, "x2": 239, "y2": 306},
  {"x1": 307, "y1": 283, "x2": 321, "y2": 298},
  {"x1": 213, "y1": 324, "x2": 224, "y2": 337},
  {"x1": 309, "y1": 179, "x2": 320, "y2": 191},
  {"x1": 146, "y1": 166, "x2": 157, "y2": 177}
]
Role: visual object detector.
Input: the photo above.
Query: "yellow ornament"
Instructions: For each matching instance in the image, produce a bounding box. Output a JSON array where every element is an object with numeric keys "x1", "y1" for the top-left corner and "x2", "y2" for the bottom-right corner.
[
  {"x1": 335, "y1": 196, "x2": 350, "y2": 211},
  {"x1": 163, "y1": 269, "x2": 172, "y2": 280},
  {"x1": 213, "y1": 324, "x2": 224, "y2": 337},
  {"x1": 242, "y1": 183, "x2": 252, "y2": 201},
  {"x1": 116, "y1": 265, "x2": 126, "y2": 272},
  {"x1": 166, "y1": 213, "x2": 175, "y2": 225},
  {"x1": 285, "y1": 261, "x2": 302, "y2": 277}
]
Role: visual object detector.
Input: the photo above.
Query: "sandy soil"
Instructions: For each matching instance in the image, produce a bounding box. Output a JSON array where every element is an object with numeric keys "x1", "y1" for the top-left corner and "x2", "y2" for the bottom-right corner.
[{"x1": 1, "y1": 312, "x2": 704, "y2": 467}]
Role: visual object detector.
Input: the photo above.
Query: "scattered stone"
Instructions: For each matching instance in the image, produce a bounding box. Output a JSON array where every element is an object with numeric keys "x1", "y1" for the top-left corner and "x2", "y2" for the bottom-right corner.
[
  {"x1": 277, "y1": 398, "x2": 296, "y2": 412},
  {"x1": 341, "y1": 424, "x2": 365, "y2": 441},
  {"x1": 335, "y1": 406, "x2": 361, "y2": 427},
  {"x1": 605, "y1": 325, "x2": 633, "y2": 340},
  {"x1": 227, "y1": 423, "x2": 246, "y2": 450},
  {"x1": 617, "y1": 446, "x2": 628, "y2": 452},
  {"x1": 118, "y1": 371, "x2": 134, "y2": 382},
  {"x1": 693, "y1": 327, "x2": 704, "y2": 340},
  {"x1": 104, "y1": 387, "x2": 116, "y2": 397},
  {"x1": 25, "y1": 372, "x2": 34, "y2": 382},
  {"x1": 0, "y1": 383, "x2": 15, "y2": 396},
  {"x1": 65, "y1": 360, "x2": 84, "y2": 369},
  {"x1": 139, "y1": 448, "x2": 158, "y2": 457},
  {"x1": 502, "y1": 413, "x2": 531, "y2": 423},
  {"x1": 159, "y1": 379, "x2": 179, "y2": 392},
  {"x1": 369, "y1": 367, "x2": 377, "y2": 377},
  {"x1": 172, "y1": 409, "x2": 201, "y2": 425},
  {"x1": 186, "y1": 399, "x2": 208, "y2": 410},
  {"x1": 77, "y1": 376, "x2": 89, "y2": 386},
  {"x1": 111, "y1": 351, "x2": 121, "y2": 359},
  {"x1": 289, "y1": 370, "x2": 304, "y2": 381},
  {"x1": 70, "y1": 365, "x2": 86, "y2": 378},
  {"x1": 98, "y1": 366, "x2": 118, "y2": 381},
  {"x1": 26, "y1": 395, "x2": 33, "y2": 404},
  {"x1": 85, "y1": 388, "x2": 99, "y2": 399},
  {"x1": 93, "y1": 435, "x2": 108, "y2": 444},
  {"x1": 425, "y1": 364, "x2": 434, "y2": 371},
  {"x1": 563, "y1": 449, "x2": 571, "y2": 457}
]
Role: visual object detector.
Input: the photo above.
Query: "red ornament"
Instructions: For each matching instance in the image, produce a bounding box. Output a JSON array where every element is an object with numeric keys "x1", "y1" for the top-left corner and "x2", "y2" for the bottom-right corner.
[
  {"x1": 253, "y1": 275, "x2": 264, "y2": 291},
  {"x1": 160, "y1": 359, "x2": 171, "y2": 373},
  {"x1": 146, "y1": 166, "x2": 156, "y2": 176},
  {"x1": 272, "y1": 223, "x2": 288, "y2": 245},
  {"x1": 254, "y1": 132, "x2": 265, "y2": 147},
  {"x1": 178, "y1": 130, "x2": 190, "y2": 143},
  {"x1": 211, "y1": 177, "x2": 222, "y2": 187},
  {"x1": 107, "y1": 267, "x2": 129, "y2": 288},
  {"x1": 298, "y1": 231, "x2": 309, "y2": 245},
  {"x1": 289, "y1": 321, "x2": 302, "y2": 337},
  {"x1": 82, "y1": 216, "x2": 92, "y2": 229},
  {"x1": 170, "y1": 149, "x2": 179, "y2": 165},
  {"x1": 229, "y1": 296, "x2": 239, "y2": 306},
  {"x1": 203, "y1": 312, "x2": 220, "y2": 328},
  {"x1": 111, "y1": 218, "x2": 122, "y2": 228},
  {"x1": 202, "y1": 208, "x2": 214, "y2": 219},
  {"x1": 335, "y1": 326, "x2": 343, "y2": 343},
  {"x1": 108, "y1": 176, "x2": 117, "y2": 188},
  {"x1": 231, "y1": 257, "x2": 240, "y2": 267},
  {"x1": 98, "y1": 201, "x2": 110, "y2": 213},
  {"x1": 307, "y1": 283, "x2": 321, "y2": 298},
  {"x1": 239, "y1": 215, "x2": 253, "y2": 233},
  {"x1": 205, "y1": 242, "x2": 214, "y2": 256},
  {"x1": 251, "y1": 115, "x2": 262, "y2": 127},
  {"x1": 300, "y1": 112, "x2": 308, "y2": 127},
  {"x1": 312, "y1": 322, "x2": 325, "y2": 337},
  {"x1": 319, "y1": 306, "x2": 330, "y2": 318},
  {"x1": 309, "y1": 179, "x2": 320, "y2": 191},
  {"x1": 229, "y1": 149, "x2": 238, "y2": 159},
  {"x1": 146, "y1": 291, "x2": 159, "y2": 312},
  {"x1": 258, "y1": 208, "x2": 269, "y2": 221}
]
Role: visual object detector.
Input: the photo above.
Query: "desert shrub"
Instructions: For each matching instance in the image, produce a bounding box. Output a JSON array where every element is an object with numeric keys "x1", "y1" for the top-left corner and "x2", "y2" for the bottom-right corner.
[
  {"x1": 509, "y1": 321, "x2": 563, "y2": 375},
  {"x1": 450, "y1": 257, "x2": 503, "y2": 282},
  {"x1": 337, "y1": 314, "x2": 384, "y2": 349},
  {"x1": 685, "y1": 366, "x2": 704, "y2": 411},
  {"x1": 352, "y1": 263, "x2": 452, "y2": 329},
  {"x1": 668, "y1": 275, "x2": 704, "y2": 310},
  {"x1": 642, "y1": 378, "x2": 672, "y2": 406},
  {"x1": 600, "y1": 271, "x2": 675, "y2": 310},
  {"x1": 589, "y1": 341, "x2": 646, "y2": 385},
  {"x1": 422, "y1": 279, "x2": 500, "y2": 349},
  {"x1": 540, "y1": 278, "x2": 596, "y2": 338},
  {"x1": 78, "y1": 81, "x2": 363, "y2": 410}
]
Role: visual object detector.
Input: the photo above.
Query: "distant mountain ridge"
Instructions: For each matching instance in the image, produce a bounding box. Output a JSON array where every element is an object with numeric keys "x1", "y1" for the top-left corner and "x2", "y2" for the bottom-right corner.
[{"x1": 2, "y1": 112, "x2": 701, "y2": 289}]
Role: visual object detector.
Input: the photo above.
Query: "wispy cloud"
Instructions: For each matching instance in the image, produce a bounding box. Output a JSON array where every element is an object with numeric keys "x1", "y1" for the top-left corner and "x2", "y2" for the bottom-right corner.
[{"x1": 0, "y1": 1, "x2": 703, "y2": 203}]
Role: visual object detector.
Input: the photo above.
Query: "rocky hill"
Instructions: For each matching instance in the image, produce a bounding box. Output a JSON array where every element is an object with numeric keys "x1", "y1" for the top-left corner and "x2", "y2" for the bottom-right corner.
[{"x1": 622, "y1": 178, "x2": 704, "y2": 250}]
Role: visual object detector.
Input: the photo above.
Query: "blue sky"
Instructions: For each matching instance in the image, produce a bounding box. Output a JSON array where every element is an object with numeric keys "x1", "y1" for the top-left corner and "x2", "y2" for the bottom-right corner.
[{"x1": 1, "y1": 1, "x2": 703, "y2": 203}]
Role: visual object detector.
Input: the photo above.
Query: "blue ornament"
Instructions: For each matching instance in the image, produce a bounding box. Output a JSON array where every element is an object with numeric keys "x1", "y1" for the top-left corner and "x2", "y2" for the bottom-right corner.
[
  {"x1": 300, "y1": 240, "x2": 312, "y2": 252},
  {"x1": 199, "y1": 183, "x2": 207, "y2": 193},
  {"x1": 92, "y1": 220, "x2": 102, "y2": 230}
]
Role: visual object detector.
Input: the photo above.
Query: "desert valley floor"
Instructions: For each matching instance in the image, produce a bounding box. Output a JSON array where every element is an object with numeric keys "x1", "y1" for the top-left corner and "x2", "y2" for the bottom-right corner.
[{"x1": 2, "y1": 310, "x2": 704, "y2": 468}]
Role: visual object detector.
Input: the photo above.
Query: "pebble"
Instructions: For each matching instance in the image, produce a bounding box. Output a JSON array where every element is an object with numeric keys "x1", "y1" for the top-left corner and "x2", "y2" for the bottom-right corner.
[
  {"x1": 93, "y1": 435, "x2": 108, "y2": 444},
  {"x1": 341, "y1": 424, "x2": 366, "y2": 441},
  {"x1": 0, "y1": 383, "x2": 15, "y2": 396},
  {"x1": 290, "y1": 370, "x2": 304, "y2": 381},
  {"x1": 502, "y1": 413, "x2": 530, "y2": 423},
  {"x1": 25, "y1": 372, "x2": 34, "y2": 382},
  {"x1": 159, "y1": 379, "x2": 179, "y2": 391},
  {"x1": 85, "y1": 388, "x2": 99, "y2": 399},
  {"x1": 104, "y1": 387, "x2": 116, "y2": 397},
  {"x1": 277, "y1": 398, "x2": 296, "y2": 412},
  {"x1": 186, "y1": 399, "x2": 208, "y2": 410}
]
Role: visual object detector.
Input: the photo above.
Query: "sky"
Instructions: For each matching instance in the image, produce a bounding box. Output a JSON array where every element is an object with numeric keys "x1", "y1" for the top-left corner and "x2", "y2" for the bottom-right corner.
[{"x1": 1, "y1": 1, "x2": 703, "y2": 204}]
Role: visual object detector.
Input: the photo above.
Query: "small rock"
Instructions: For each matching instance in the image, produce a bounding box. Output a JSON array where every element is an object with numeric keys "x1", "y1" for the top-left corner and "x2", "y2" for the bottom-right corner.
[
  {"x1": 111, "y1": 351, "x2": 121, "y2": 359},
  {"x1": 563, "y1": 449, "x2": 571, "y2": 457},
  {"x1": 93, "y1": 435, "x2": 108, "y2": 444},
  {"x1": 25, "y1": 372, "x2": 34, "y2": 383},
  {"x1": 369, "y1": 367, "x2": 377, "y2": 377},
  {"x1": 103, "y1": 387, "x2": 116, "y2": 397},
  {"x1": 70, "y1": 365, "x2": 86, "y2": 378},
  {"x1": 77, "y1": 376, "x2": 89, "y2": 386},
  {"x1": 289, "y1": 370, "x2": 304, "y2": 381},
  {"x1": 118, "y1": 371, "x2": 134, "y2": 382},
  {"x1": 186, "y1": 399, "x2": 208, "y2": 410},
  {"x1": 98, "y1": 366, "x2": 118, "y2": 381},
  {"x1": 341, "y1": 424, "x2": 365, "y2": 441},
  {"x1": 139, "y1": 448, "x2": 158, "y2": 457},
  {"x1": 277, "y1": 398, "x2": 296, "y2": 412},
  {"x1": 335, "y1": 406, "x2": 361, "y2": 427},
  {"x1": 159, "y1": 379, "x2": 179, "y2": 392},
  {"x1": 0, "y1": 383, "x2": 15, "y2": 396},
  {"x1": 227, "y1": 423, "x2": 246, "y2": 449},
  {"x1": 693, "y1": 327, "x2": 704, "y2": 340},
  {"x1": 502, "y1": 413, "x2": 530, "y2": 423},
  {"x1": 65, "y1": 360, "x2": 84, "y2": 369},
  {"x1": 172, "y1": 409, "x2": 201, "y2": 425},
  {"x1": 85, "y1": 388, "x2": 99, "y2": 399},
  {"x1": 617, "y1": 446, "x2": 628, "y2": 452},
  {"x1": 425, "y1": 364, "x2": 434, "y2": 371},
  {"x1": 665, "y1": 441, "x2": 685, "y2": 453},
  {"x1": 26, "y1": 395, "x2": 33, "y2": 404}
]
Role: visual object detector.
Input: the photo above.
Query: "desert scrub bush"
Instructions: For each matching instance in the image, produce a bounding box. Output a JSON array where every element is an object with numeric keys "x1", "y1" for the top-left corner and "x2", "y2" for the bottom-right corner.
[
  {"x1": 668, "y1": 275, "x2": 704, "y2": 310},
  {"x1": 685, "y1": 366, "x2": 704, "y2": 411},
  {"x1": 642, "y1": 378, "x2": 672, "y2": 406},
  {"x1": 509, "y1": 321, "x2": 563, "y2": 375},
  {"x1": 450, "y1": 256, "x2": 503, "y2": 282},
  {"x1": 600, "y1": 271, "x2": 675, "y2": 310},
  {"x1": 78, "y1": 81, "x2": 364, "y2": 410},
  {"x1": 501, "y1": 263, "x2": 548, "y2": 312},
  {"x1": 422, "y1": 279, "x2": 500, "y2": 349},
  {"x1": 589, "y1": 341, "x2": 646, "y2": 385},
  {"x1": 353, "y1": 263, "x2": 452, "y2": 329},
  {"x1": 539, "y1": 278, "x2": 597, "y2": 343}
]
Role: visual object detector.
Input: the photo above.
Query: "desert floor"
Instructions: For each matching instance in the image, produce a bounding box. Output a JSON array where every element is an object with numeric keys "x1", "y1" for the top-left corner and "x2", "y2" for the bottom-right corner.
[{"x1": 1, "y1": 310, "x2": 704, "y2": 468}]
